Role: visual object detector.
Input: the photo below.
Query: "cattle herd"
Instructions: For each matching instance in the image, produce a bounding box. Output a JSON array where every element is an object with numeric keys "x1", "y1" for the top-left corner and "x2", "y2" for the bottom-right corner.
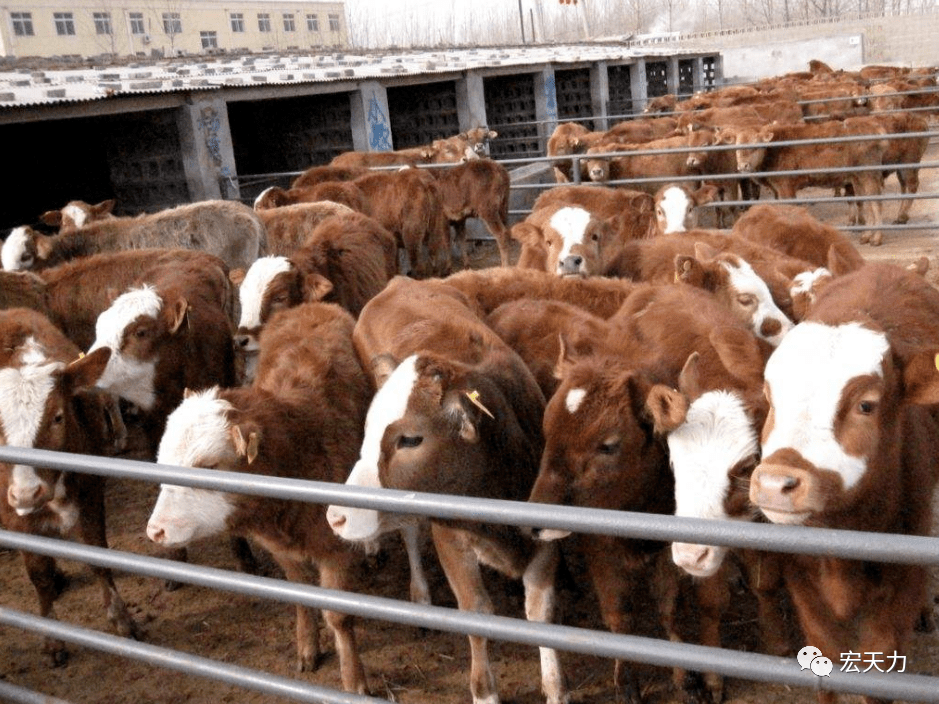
[{"x1": 1, "y1": 60, "x2": 938, "y2": 704}]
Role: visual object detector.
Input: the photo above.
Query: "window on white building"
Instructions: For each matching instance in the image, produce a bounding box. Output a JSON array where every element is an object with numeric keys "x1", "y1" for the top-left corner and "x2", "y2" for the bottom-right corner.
[
  {"x1": 306, "y1": 14, "x2": 319, "y2": 32},
  {"x1": 93, "y1": 12, "x2": 111, "y2": 35},
  {"x1": 283, "y1": 13, "x2": 295, "y2": 32},
  {"x1": 54, "y1": 12, "x2": 75, "y2": 36},
  {"x1": 128, "y1": 12, "x2": 145, "y2": 34},
  {"x1": 328, "y1": 13, "x2": 340, "y2": 31},
  {"x1": 163, "y1": 12, "x2": 181, "y2": 35},
  {"x1": 200, "y1": 31, "x2": 218, "y2": 49},
  {"x1": 258, "y1": 13, "x2": 271, "y2": 32},
  {"x1": 230, "y1": 13, "x2": 245, "y2": 32},
  {"x1": 11, "y1": 12, "x2": 34, "y2": 36}
]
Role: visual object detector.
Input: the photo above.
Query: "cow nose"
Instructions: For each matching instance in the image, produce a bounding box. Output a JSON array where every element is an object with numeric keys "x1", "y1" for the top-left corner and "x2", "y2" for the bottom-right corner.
[
  {"x1": 147, "y1": 525, "x2": 166, "y2": 544},
  {"x1": 7, "y1": 482, "x2": 47, "y2": 511},
  {"x1": 326, "y1": 507, "x2": 346, "y2": 532},
  {"x1": 557, "y1": 255, "x2": 584, "y2": 276},
  {"x1": 761, "y1": 318, "x2": 783, "y2": 338},
  {"x1": 234, "y1": 334, "x2": 252, "y2": 349}
]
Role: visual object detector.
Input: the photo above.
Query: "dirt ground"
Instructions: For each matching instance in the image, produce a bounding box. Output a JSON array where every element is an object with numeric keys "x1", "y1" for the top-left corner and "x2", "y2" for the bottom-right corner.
[{"x1": 2, "y1": 141, "x2": 939, "y2": 704}]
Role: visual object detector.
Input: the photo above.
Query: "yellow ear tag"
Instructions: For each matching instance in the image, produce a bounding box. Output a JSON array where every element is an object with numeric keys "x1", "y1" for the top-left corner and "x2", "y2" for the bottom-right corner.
[
  {"x1": 935, "y1": 353, "x2": 939, "y2": 373},
  {"x1": 464, "y1": 390, "x2": 495, "y2": 419}
]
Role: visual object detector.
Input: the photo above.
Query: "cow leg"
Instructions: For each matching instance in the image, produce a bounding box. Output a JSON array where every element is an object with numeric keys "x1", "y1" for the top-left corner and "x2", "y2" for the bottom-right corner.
[
  {"x1": 581, "y1": 536, "x2": 643, "y2": 704},
  {"x1": 317, "y1": 555, "x2": 370, "y2": 695},
  {"x1": 522, "y1": 541, "x2": 569, "y2": 704},
  {"x1": 450, "y1": 219, "x2": 470, "y2": 270},
  {"x1": 21, "y1": 550, "x2": 68, "y2": 666},
  {"x1": 431, "y1": 522, "x2": 499, "y2": 704},
  {"x1": 275, "y1": 557, "x2": 323, "y2": 673},
  {"x1": 784, "y1": 576, "x2": 846, "y2": 704},
  {"x1": 741, "y1": 551, "x2": 790, "y2": 657},
  {"x1": 71, "y1": 477, "x2": 142, "y2": 641},
  {"x1": 400, "y1": 522, "x2": 431, "y2": 605},
  {"x1": 855, "y1": 175, "x2": 885, "y2": 246},
  {"x1": 894, "y1": 167, "x2": 918, "y2": 224},
  {"x1": 479, "y1": 214, "x2": 512, "y2": 268},
  {"x1": 228, "y1": 535, "x2": 263, "y2": 576}
]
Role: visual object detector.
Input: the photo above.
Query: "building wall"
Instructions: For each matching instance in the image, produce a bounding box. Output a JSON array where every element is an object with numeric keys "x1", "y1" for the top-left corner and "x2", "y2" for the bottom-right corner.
[{"x1": 0, "y1": 1, "x2": 347, "y2": 59}]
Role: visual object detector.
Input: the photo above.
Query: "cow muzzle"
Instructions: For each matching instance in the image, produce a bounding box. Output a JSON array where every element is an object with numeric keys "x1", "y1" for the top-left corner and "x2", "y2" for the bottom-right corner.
[
  {"x1": 7, "y1": 466, "x2": 51, "y2": 514},
  {"x1": 672, "y1": 542, "x2": 726, "y2": 578},
  {"x1": 749, "y1": 462, "x2": 821, "y2": 525},
  {"x1": 556, "y1": 255, "x2": 586, "y2": 277}
]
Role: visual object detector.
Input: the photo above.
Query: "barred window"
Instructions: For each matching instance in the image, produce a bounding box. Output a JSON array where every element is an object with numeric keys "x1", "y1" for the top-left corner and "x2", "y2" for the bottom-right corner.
[
  {"x1": 162, "y1": 12, "x2": 181, "y2": 35},
  {"x1": 93, "y1": 12, "x2": 111, "y2": 35},
  {"x1": 128, "y1": 12, "x2": 145, "y2": 34},
  {"x1": 12, "y1": 12, "x2": 34, "y2": 36},
  {"x1": 54, "y1": 12, "x2": 75, "y2": 36},
  {"x1": 230, "y1": 12, "x2": 245, "y2": 32},
  {"x1": 257, "y1": 13, "x2": 271, "y2": 32},
  {"x1": 283, "y1": 13, "x2": 295, "y2": 32},
  {"x1": 306, "y1": 14, "x2": 318, "y2": 31},
  {"x1": 200, "y1": 31, "x2": 218, "y2": 49},
  {"x1": 328, "y1": 13, "x2": 340, "y2": 31}
]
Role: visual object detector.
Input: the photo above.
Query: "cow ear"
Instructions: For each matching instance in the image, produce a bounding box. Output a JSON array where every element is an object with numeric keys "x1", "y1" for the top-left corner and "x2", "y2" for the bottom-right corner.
[
  {"x1": 93, "y1": 199, "x2": 116, "y2": 216},
  {"x1": 902, "y1": 350, "x2": 939, "y2": 405},
  {"x1": 907, "y1": 256, "x2": 929, "y2": 277},
  {"x1": 231, "y1": 424, "x2": 260, "y2": 464},
  {"x1": 693, "y1": 185, "x2": 721, "y2": 206},
  {"x1": 827, "y1": 244, "x2": 859, "y2": 277},
  {"x1": 34, "y1": 233, "x2": 55, "y2": 261},
  {"x1": 442, "y1": 391, "x2": 480, "y2": 444},
  {"x1": 303, "y1": 272, "x2": 334, "y2": 301},
  {"x1": 167, "y1": 296, "x2": 189, "y2": 334},
  {"x1": 487, "y1": 130, "x2": 498, "y2": 139},
  {"x1": 39, "y1": 210, "x2": 63, "y2": 227},
  {"x1": 229, "y1": 268, "x2": 246, "y2": 287},
  {"x1": 675, "y1": 255, "x2": 706, "y2": 286},
  {"x1": 693, "y1": 241, "x2": 720, "y2": 260},
  {"x1": 645, "y1": 383, "x2": 688, "y2": 434},
  {"x1": 511, "y1": 222, "x2": 543, "y2": 248},
  {"x1": 370, "y1": 354, "x2": 398, "y2": 389},
  {"x1": 63, "y1": 347, "x2": 111, "y2": 390},
  {"x1": 677, "y1": 351, "x2": 703, "y2": 398},
  {"x1": 553, "y1": 333, "x2": 579, "y2": 380}
]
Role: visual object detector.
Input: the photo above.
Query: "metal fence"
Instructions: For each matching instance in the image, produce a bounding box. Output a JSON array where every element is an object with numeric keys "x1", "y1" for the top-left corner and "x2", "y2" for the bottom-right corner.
[{"x1": 1, "y1": 444, "x2": 939, "y2": 703}]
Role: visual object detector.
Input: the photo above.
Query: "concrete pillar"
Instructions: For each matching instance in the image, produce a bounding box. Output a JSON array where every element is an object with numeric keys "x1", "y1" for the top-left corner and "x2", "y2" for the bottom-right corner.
[
  {"x1": 534, "y1": 66, "x2": 558, "y2": 146},
  {"x1": 692, "y1": 57, "x2": 705, "y2": 94},
  {"x1": 176, "y1": 96, "x2": 239, "y2": 202},
  {"x1": 350, "y1": 81, "x2": 392, "y2": 152},
  {"x1": 631, "y1": 59, "x2": 647, "y2": 113},
  {"x1": 667, "y1": 56, "x2": 680, "y2": 96},
  {"x1": 456, "y1": 72, "x2": 488, "y2": 131},
  {"x1": 591, "y1": 61, "x2": 610, "y2": 131}
]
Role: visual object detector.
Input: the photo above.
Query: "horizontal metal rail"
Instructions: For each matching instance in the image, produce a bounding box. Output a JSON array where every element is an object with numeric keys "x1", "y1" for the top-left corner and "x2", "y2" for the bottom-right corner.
[
  {"x1": 2, "y1": 533, "x2": 939, "y2": 703},
  {"x1": 1, "y1": 445, "x2": 938, "y2": 566},
  {"x1": 0, "y1": 680, "x2": 74, "y2": 704}
]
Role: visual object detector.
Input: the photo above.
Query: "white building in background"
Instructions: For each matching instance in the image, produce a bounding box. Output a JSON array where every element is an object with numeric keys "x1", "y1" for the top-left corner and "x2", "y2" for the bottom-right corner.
[{"x1": 0, "y1": 1, "x2": 348, "y2": 59}]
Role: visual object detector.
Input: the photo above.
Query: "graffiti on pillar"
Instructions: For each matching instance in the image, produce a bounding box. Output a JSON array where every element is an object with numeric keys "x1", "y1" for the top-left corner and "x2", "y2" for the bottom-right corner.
[
  {"x1": 197, "y1": 106, "x2": 223, "y2": 166},
  {"x1": 544, "y1": 74, "x2": 558, "y2": 122},
  {"x1": 367, "y1": 92, "x2": 393, "y2": 151}
]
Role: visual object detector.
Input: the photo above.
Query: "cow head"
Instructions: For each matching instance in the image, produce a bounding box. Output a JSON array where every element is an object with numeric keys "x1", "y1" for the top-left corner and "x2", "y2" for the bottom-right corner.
[
  {"x1": 789, "y1": 268, "x2": 833, "y2": 321},
  {"x1": 327, "y1": 352, "x2": 535, "y2": 543},
  {"x1": 528, "y1": 347, "x2": 682, "y2": 540},
  {"x1": 721, "y1": 127, "x2": 770, "y2": 173},
  {"x1": 675, "y1": 246, "x2": 794, "y2": 346},
  {"x1": 0, "y1": 341, "x2": 112, "y2": 515},
  {"x1": 147, "y1": 387, "x2": 241, "y2": 546},
  {"x1": 40, "y1": 199, "x2": 116, "y2": 233},
  {"x1": 253, "y1": 186, "x2": 292, "y2": 211},
  {"x1": 234, "y1": 256, "x2": 333, "y2": 384},
  {"x1": 654, "y1": 184, "x2": 720, "y2": 234},
  {"x1": 584, "y1": 154, "x2": 611, "y2": 182},
  {"x1": 1, "y1": 226, "x2": 56, "y2": 272},
  {"x1": 541, "y1": 206, "x2": 613, "y2": 277}
]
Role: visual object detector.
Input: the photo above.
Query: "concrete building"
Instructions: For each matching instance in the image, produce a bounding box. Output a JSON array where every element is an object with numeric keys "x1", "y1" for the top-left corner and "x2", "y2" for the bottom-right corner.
[{"x1": 0, "y1": 1, "x2": 347, "y2": 60}]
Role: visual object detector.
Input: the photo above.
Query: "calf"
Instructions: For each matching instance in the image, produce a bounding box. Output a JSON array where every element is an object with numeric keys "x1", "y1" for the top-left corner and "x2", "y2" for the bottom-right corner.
[
  {"x1": 532, "y1": 184, "x2": 657, "y2": 239},
  {"x1": 351, "y1": 168, "x2": 451, "y2": 277},
  {"x1": 584, "y1": 134, "x2": 702, "y2": 194},
  {"x1": 431, "y1": 159, "x2": 512, "y2": 268},
  {"x1": 233, "y1": 212, "x2": 396, "y2": 383},
  {"x1": 88, "y1": 268, "x2": 236, "y2": 453},
  {"x1": 325, "y1": 276, "x2": 567, "y2": 704},
  {"x1": 147, "y1": 302, "x2": 371, "y2": 693},
  {"x1": 290, "y1": 164, "x2": 368, "y2": 189},
  {"x1": 0, "y1": 308, "x2": 139, "y2": 663},
  {"x1": 330, "y1": 134, "x2": 472, "y2": 169},
  {"x1": 38, "y1": 199, "x2": 116, "y2": 233},
  {"x1": 749, "y1": 262, "x2": 939, "y2": 704},
  {"x1": 3, "y1": 200, "x2": 266, "y2": 273},
  {"x1": 652, "y1": 182, "x2": 722, "y2": 234},
  {"x1": 255, "y1": 201, "x2": 355, "y2": 256}
]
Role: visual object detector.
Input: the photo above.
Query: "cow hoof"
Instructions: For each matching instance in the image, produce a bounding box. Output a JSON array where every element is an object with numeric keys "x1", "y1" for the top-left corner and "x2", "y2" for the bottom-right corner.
[
  {"x1": 916, "y1": 608, "x2": 936, "y2": 633},
  {"x1": 869, "y1": 233, "x2": 883, "y2": 246},
  {"x1": 52, "y1": 567, "x2": 70, "y2": 598},
  {"x1": 859, "y1": 231, "x2": 871, "y2": 244},
  {"x1": 43, "y1": 638, "x2": 69, "y2": 668},
  {"x1": 163, "y1": 578, "x2": 184, "y2": 592},
  {"x1": 297, "y1": 652, "x2": 325, "y2": 673}
]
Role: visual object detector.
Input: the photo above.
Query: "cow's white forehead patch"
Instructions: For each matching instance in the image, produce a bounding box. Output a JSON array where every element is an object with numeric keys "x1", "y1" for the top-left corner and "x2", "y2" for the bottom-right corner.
[
  {"x1": 157, "y1": 387, "x2": 233, "y2": 469},
  {"x1": 723, "y1": 258, "x2": 793, "y2": 345},
  {"x1": 1, "y1": 227, "x2": 31, "y2": 271},
  {"x1": 91, "y1": 285, "x2": 163, "y2": 351},
  {"x1": 0, "y1": 352, "x2": 62, "y2": 448},
  {"x1": 238, "y1": 256, "x2": 293, "y2": 330},
  {"x1": 658, "y1": 186, "x2": 691, "y2": 233},
  {"x1": 253, "y1": 187, "x2": 275, "y2": 210},
  {"x1": 549, "y1": 207, "x2": 591, "y2": 260},
  {"x1": 62, "y1": 203, "x2": 87, "y2": 229},
  {"x1": 565, "y1": 387, "x2": 587, "y2": 414},
  {"x1": 359, "y1": 355, "x2": 419, "y2": 470},
  {"x1": 791, "y1": 268, "x2": 832, "y2": 296},
  {"x1": 763, "y1": 321, "x2": 889, "y2": 490},
  {"x1": 668, "y1": 390, "x2": 757, "y2": 521}
]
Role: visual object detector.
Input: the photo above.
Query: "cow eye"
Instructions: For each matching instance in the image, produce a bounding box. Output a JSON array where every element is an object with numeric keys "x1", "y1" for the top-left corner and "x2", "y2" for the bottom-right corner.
[
  {"x1": 134, "y1": 327, "x2": 149, "y2": 339},
  {"x1": 598, "y1": 439, "x2": 620, "y2": 455},
  {"x1": 858, "y1": 400, "x2": 876, "y2": 415},
  {"x1": 397, "y1": 435, "x2": 423, "y2": 449},
  {"x1": 52, "y1": 411, "x2": 64, "y2": 425},
  {"x1": 737, "y1": 294, "x2": 757, "y2": 307}
]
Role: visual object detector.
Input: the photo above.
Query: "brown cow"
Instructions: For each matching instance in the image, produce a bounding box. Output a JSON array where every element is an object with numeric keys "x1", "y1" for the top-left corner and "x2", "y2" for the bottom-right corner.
[
  {"x1": 39, "y1": 199, "x2": 116, "y2": 233},
  {"x1": 290, "y1": 164, "x2": 368, "y2": 190},
  {"x1": 0, "y1": 308, "x2": 140, "y2": 664},
  {"x1": 325, "y1": 275, "x2": 567, "y2": 704},
  {"x1": 147, "y1": 302, "x2": 372, "y2": 693},
  {"x1": 255, "y1": 201, "x2": 356, "y2": 256},
  {"x1": 750, "y1": 262, "x2": 939, "y2": 704}
]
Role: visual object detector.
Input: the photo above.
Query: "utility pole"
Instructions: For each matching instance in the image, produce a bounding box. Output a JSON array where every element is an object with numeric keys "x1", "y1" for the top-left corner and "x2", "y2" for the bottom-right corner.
[{"x1": 518, "y1": 0, "x2": 526, "y2": 43}]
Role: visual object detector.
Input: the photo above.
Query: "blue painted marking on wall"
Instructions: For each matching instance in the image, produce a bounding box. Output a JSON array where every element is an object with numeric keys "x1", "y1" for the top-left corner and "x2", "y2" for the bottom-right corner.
[
  {"x1": 367, "y1": 92, "x2": 393, "y2": 151},
  {"x1": 545, "y1": 74, "x2": 558, "y2": 121}
]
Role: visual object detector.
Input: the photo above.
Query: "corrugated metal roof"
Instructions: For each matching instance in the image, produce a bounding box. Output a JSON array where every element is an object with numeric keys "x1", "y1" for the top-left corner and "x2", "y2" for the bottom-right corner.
[{"x1": 0, "y1": 43, "x2": 705, "y2": 108}]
